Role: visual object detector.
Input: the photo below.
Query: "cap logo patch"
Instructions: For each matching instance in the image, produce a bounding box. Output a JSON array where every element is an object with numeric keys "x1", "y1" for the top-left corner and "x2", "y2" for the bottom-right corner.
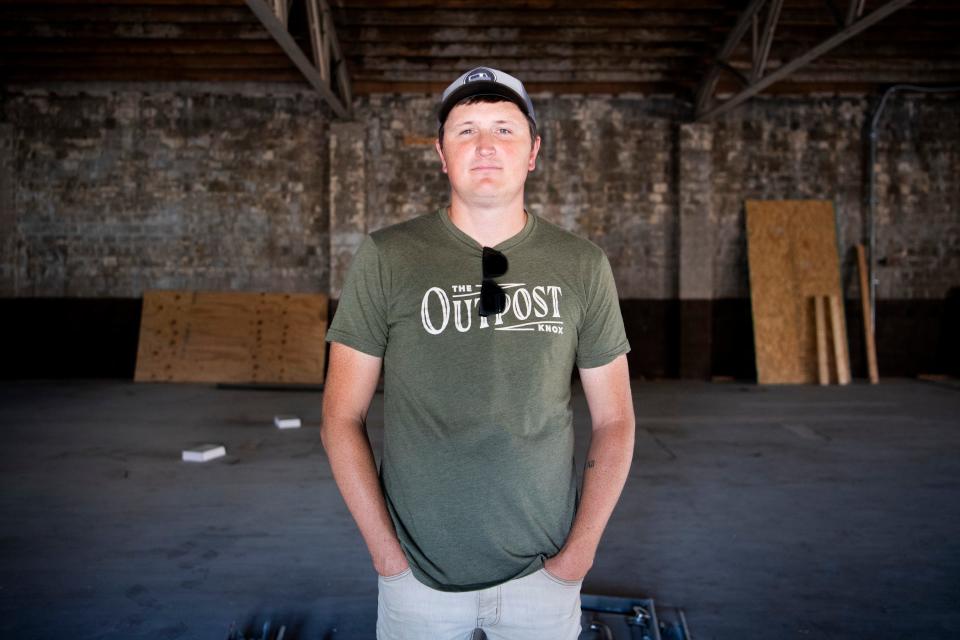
[{"x1": 466, "y1": 69, "x2": 495, "y2": 83}]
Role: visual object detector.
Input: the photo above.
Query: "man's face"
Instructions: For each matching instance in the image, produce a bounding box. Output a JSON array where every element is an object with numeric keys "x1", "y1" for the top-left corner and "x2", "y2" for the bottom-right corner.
[{"x1": 435, "y1": 100, "x2": 541, "y2": 207}]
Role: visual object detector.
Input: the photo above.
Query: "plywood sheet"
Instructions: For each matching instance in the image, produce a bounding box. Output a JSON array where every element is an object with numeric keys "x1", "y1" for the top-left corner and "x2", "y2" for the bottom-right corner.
[
  {"x1": 745, "y1": 200, "x2": 849, "y2": 384},
  {"x1": 135, "y1": 291, "x2": 328, "y2": 384}
]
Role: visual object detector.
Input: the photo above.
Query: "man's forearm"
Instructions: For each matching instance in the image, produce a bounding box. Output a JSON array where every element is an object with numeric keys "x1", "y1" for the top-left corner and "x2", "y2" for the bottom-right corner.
[
  {"x1": 559, "y1": 419, "x2": 635, "y2": 569},
  {"x1": 320, "y1": 419, "x2": 404, "y2": 568}
]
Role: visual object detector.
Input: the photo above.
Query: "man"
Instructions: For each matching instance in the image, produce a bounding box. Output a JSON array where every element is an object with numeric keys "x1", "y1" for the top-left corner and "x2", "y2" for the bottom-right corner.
[{"x1": 321, "y1": 66, "x2": 635, "y2": 640}]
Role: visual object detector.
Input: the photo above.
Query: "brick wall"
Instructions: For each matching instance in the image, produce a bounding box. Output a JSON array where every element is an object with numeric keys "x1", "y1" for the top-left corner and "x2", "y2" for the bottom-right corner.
[
  {"x1": 349, "y1": 93, "x2": 958, "y2": 302},
  {"x1": 873, "y1": 97, "x2": 960, "y2": 299},
  {"x1": 710, "y1": 98, "x2": 866, "y2": 299},
  {"x1": 351, "y1": 94, "x2": 682, "y2": 299},
  {"x1": 711, "y1": 95, "x2": 960, "y2": 301},
  {"x1": 2, "y1": 86, "x2": 956, "y2": 302},
  {"x1": 1, "y1": 84, "x2": 330, "y2": 297}
]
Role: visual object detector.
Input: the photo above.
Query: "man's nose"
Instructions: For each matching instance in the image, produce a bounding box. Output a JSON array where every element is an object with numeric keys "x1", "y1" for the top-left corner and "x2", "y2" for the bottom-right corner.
[{"x1": 475, "y1": 131, "x2": 496, "y2": 156}]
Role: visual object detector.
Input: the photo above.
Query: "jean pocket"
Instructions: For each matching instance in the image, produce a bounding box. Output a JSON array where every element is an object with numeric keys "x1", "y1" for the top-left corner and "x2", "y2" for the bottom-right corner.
[
  {"x1": 539, "y1": 567, "x2": 583, "y2": 587},
  {"x1": 378, "y1": 567, "x2": 412, "y2": 582}
]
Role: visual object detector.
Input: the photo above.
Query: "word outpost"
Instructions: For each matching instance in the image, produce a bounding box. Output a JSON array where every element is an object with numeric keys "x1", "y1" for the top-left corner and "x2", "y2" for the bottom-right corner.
[{"x1": 420, "y1": 284, "x2": 566, "y2": 335}]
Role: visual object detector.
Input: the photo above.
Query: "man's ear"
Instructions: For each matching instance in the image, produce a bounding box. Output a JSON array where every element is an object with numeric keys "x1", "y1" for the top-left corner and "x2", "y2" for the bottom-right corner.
[
  {"x1": 528, "y1": 135, "x2": 542, "y2": 171},
  {"x1": 435, "y1": 139, "x2": 448, "y2": 174}
]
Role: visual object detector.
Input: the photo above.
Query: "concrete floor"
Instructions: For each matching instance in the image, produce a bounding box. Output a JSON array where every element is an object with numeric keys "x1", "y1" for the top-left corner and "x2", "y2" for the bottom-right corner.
[{"x1": 1, "y1": 378, "x2": 958, "y2": 639}]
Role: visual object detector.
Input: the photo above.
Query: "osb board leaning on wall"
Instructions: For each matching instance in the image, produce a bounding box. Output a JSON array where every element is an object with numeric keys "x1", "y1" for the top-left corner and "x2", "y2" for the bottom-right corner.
[
  {"x1": 134, "y1": 291, "x2": 328, "y2": 384},
  {"x1": 745, "y1": 200, "x2": 849, "y2": 384}
]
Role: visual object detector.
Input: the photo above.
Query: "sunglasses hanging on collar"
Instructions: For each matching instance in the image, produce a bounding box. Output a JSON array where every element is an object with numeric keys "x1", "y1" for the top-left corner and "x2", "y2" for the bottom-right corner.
[{"x1": 479, "y1": 246, "x2": 508, "y2": 317}]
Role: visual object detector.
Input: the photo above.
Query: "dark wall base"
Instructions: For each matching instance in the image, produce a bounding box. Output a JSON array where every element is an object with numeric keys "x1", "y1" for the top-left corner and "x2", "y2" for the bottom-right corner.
[
  {"x1": 2, "y1": 296, "x2": 956, "y2": 381},
  {"x1": 849, "y1": 289, "x2": 960, "y2": 379},
  {"x1": 1, "y1": 298, "x2": 143, "y2": 380}
]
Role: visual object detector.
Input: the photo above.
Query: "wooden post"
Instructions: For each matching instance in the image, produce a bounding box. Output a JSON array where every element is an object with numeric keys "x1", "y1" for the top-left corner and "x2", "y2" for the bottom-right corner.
[
  {"x1": 271, "y1": 0, "x2": 288, "y2": 27},
  {"x1": 814, "y1": 296, "x2": 830, "y2": 385},
  {"x1": 828, "y1": 295, "x2": 852, "y2": 385},
  {"x1": 856, "y1": 244, "x2": 880, "y2": 384}
]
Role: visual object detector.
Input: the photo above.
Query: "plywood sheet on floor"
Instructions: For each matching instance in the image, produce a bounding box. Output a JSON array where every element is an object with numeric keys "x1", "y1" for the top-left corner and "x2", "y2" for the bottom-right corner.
[
  {"x1": 134, "y1": 291, "x2": 327, "y2": 384},
  {"x1": 745, "y1": 200, "x2": 849, "y2": 384}
]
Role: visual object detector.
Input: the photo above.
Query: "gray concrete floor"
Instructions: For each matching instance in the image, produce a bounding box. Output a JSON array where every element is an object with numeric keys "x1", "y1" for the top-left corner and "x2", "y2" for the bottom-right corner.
[{"x1": 1, "y1": 379, "x2": 958, "y2": 639}]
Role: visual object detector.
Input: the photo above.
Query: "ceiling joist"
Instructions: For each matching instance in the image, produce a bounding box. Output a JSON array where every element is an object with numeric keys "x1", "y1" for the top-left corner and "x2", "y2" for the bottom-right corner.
[
  {"x1": 1, "y1": 1, "x2": 957, "y2": 105},
  {"x1": 244, "y1": 0, "x2": 351, "y2": 118},
  {"x1": 696, "y1": 0, "x2": 917, "y2": 121}
]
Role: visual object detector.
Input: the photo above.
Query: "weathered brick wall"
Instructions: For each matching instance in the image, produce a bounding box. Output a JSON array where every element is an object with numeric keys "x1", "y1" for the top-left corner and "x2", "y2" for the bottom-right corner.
[
  {"x1": 2, "y1": 87, "x2": 956, "y2": 302},
  {"x1": 360, "y1": 94, "x2": 449, "y2": 233},
  {"x1": 354, "y1": 94, "x2": 681, "y2": 299},
  {"x1": 354, "y1": 93, "x2": 958, "y2": 301},
  {"x1": 1, "y1": 84, "x2": 330, "y2": 297},
  {"x1": 0, "y1": 122, "x2": 14, "y2": 292},
  {"x1": 530, "y1": 97, "x2": 680, "y2": 300},
  {"x1": 873, "y1": 97, "x2": 960, "y2": 300},
  {"x1": 711, "y1": 94, "x2": 960, "y2": 300},
  {"x1": 711, "y1": 98, "x2": 865, "y2": 299}
]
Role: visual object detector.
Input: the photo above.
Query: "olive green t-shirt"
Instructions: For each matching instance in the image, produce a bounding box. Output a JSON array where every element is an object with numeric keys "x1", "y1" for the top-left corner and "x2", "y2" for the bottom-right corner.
[{"x1": 326, "y1": 207, "x2": 630, "y2": 592}]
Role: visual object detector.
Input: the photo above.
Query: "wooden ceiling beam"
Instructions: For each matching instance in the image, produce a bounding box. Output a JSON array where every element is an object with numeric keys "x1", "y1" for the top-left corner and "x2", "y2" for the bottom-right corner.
[
  {"x1": 751, "y1": 0, "x2": 785, "y2": 81},
  {"x1": 340, "y1": 1, "x2": 743, "y2": 9},
  {"x1": 727, "y1": 58, "x2": 960, "y2": 72},
  {"x1": 344, "y1": 64, "x2": 960, "y2": 84},
  {"x1": 703, "y1": 23, "x2": 950, "y2": 41},
  {"x1": 350, "y1": 69, "x2": 697, "y2": 82},
  {"x1": 0, "y1": 6, "x2": 259, "y2": 23},
  {"x1": 729, "y1": 43, "x2": 960, "y2": 60},
  {"x1": 338, "y1": 7, "x2": 960, "y2": 32},
  {"x1": 349, "y1": 78, "x2": 947, "y2": 97},
  {"x1": 350, "y1": 80, "x2": 690, "y2": 94},
  {"x1": 0, "y1": 68, "x2": 305, "y2": 82},
  {"x1": 694, "y1": 0, "x2": 766, "y2": 116},
  {"x1": 4, "y1": 0, "x2": 248, "y2": 5},
  {"x1": 2, "y1": 0, "x2": 955, "y2": 101},
  {"x1": 306, "y1": 0, "x2": 353, "y2": 106},
  {"x1": 347, "y1": 56, "x2": 694, "y2": 70},
  {"x1": 2, "y1": 53, "x2": 295, "y2": 69},
  {"x1": 697, "y1": 0, "x2": 918, "y2": 120},
  {"x1": 341, "y1": 42, "x2": 711, "y2": 58},
  {"x1": 244, "y1": 0, "x2": 349, "y2": 117},
  {"x1": 748, "y1": 69, "x2": 960, "y2": 82},
  {"x1": 0, "y1": 23, "x2": 275, "y2": 39},
  {"x1": 338, "y1": 0, "x2": 953, "y2": 6},
  {"x1": 0, "y1": 38, "x2": 284, "y2": 54},
  {"x1": 337, "y1": 9, "x2": 730, "y2": 28},
  {"x1": 338, "y1": 26, "x2": 712, "y2": 43}
]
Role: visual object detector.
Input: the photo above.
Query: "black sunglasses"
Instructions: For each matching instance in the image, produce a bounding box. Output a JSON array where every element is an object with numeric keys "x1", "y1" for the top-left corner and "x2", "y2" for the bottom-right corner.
[{"x1": 479, "y1": 247, "x2": 508, "y2": 317}]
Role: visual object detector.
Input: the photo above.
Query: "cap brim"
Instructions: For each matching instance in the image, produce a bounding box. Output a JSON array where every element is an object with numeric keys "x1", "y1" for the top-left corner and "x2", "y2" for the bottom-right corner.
[{"x1": 438, "y1": 82, "x2": 530, "y2": 125}]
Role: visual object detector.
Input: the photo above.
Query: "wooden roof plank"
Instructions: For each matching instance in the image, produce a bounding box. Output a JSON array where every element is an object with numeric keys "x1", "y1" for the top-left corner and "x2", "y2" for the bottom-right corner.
[
  {"x1": 338, "y1": 25, "x2": 714, "y2": 43},
  {"x1": 1, "y1": 68, "x2": 306, "y2": 82},
  {"x1": 337, "y1": 9, "x2": 731, "y2": 28},
  {"x1": 2, "y1": 53, "x2": 297, "y2": 69},
  {"x1": 0, "y1": 6, "x2": 260, "y2": 23},
  {"x1": 0, "y1": 22, "x2": 275, "y2": 39},
  {"x1": 0, "y1": 37, "x2": 284, "y2": 54}
]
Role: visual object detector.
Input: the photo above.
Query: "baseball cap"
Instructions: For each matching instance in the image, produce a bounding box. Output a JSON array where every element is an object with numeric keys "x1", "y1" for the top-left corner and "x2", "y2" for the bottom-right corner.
[{"x1": 438, "y1": 66, "x2": 537, "y2": 127}]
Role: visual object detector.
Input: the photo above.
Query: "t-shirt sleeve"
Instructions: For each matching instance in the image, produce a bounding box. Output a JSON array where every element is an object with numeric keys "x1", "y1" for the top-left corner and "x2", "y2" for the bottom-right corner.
[
  {"x1": 575, "y1": 249, "x2": 631, "y2": 369},
  {"x1": 325, "y1": 235, "x2": 389, "y2": 358}
]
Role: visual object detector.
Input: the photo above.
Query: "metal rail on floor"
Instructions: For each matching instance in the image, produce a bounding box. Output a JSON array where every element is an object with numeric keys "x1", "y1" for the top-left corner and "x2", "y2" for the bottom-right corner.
[
  {"x1": 225, "y1": 594, "x2": 693, "y2": 639},
  {"x1": 580, "y1": 593, "x2": 692, "y2": 640}
]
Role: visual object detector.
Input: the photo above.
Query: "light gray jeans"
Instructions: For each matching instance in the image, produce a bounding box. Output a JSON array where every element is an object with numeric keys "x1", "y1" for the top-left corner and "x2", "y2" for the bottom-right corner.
[{"x1": 376, "y1": 566, "x2": 583, "y2": 640}]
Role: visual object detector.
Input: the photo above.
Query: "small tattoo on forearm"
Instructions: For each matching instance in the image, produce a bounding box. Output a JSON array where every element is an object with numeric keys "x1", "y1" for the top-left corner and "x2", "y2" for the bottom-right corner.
[{"x1": 586, "y1": 459, "x2": 596, "y2": 469}]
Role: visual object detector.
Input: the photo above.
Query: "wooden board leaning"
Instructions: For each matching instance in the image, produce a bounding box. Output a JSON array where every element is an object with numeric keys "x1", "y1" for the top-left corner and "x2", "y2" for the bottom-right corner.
[
  {"x1": 134, "y1": 290, "x2": 328, "y2": 384},
  {"x1": 745, "y1": 200, "x2": 850, "y2": 385}
]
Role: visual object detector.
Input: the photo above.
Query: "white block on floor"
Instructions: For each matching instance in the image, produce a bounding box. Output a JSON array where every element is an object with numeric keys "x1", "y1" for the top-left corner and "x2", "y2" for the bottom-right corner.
[
  {"x1": 182, "y1": 444, "x2": 226, "y2": 462},
  {"x1": 274, "y1": 415, "x2": 302, "y2": 429}
]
